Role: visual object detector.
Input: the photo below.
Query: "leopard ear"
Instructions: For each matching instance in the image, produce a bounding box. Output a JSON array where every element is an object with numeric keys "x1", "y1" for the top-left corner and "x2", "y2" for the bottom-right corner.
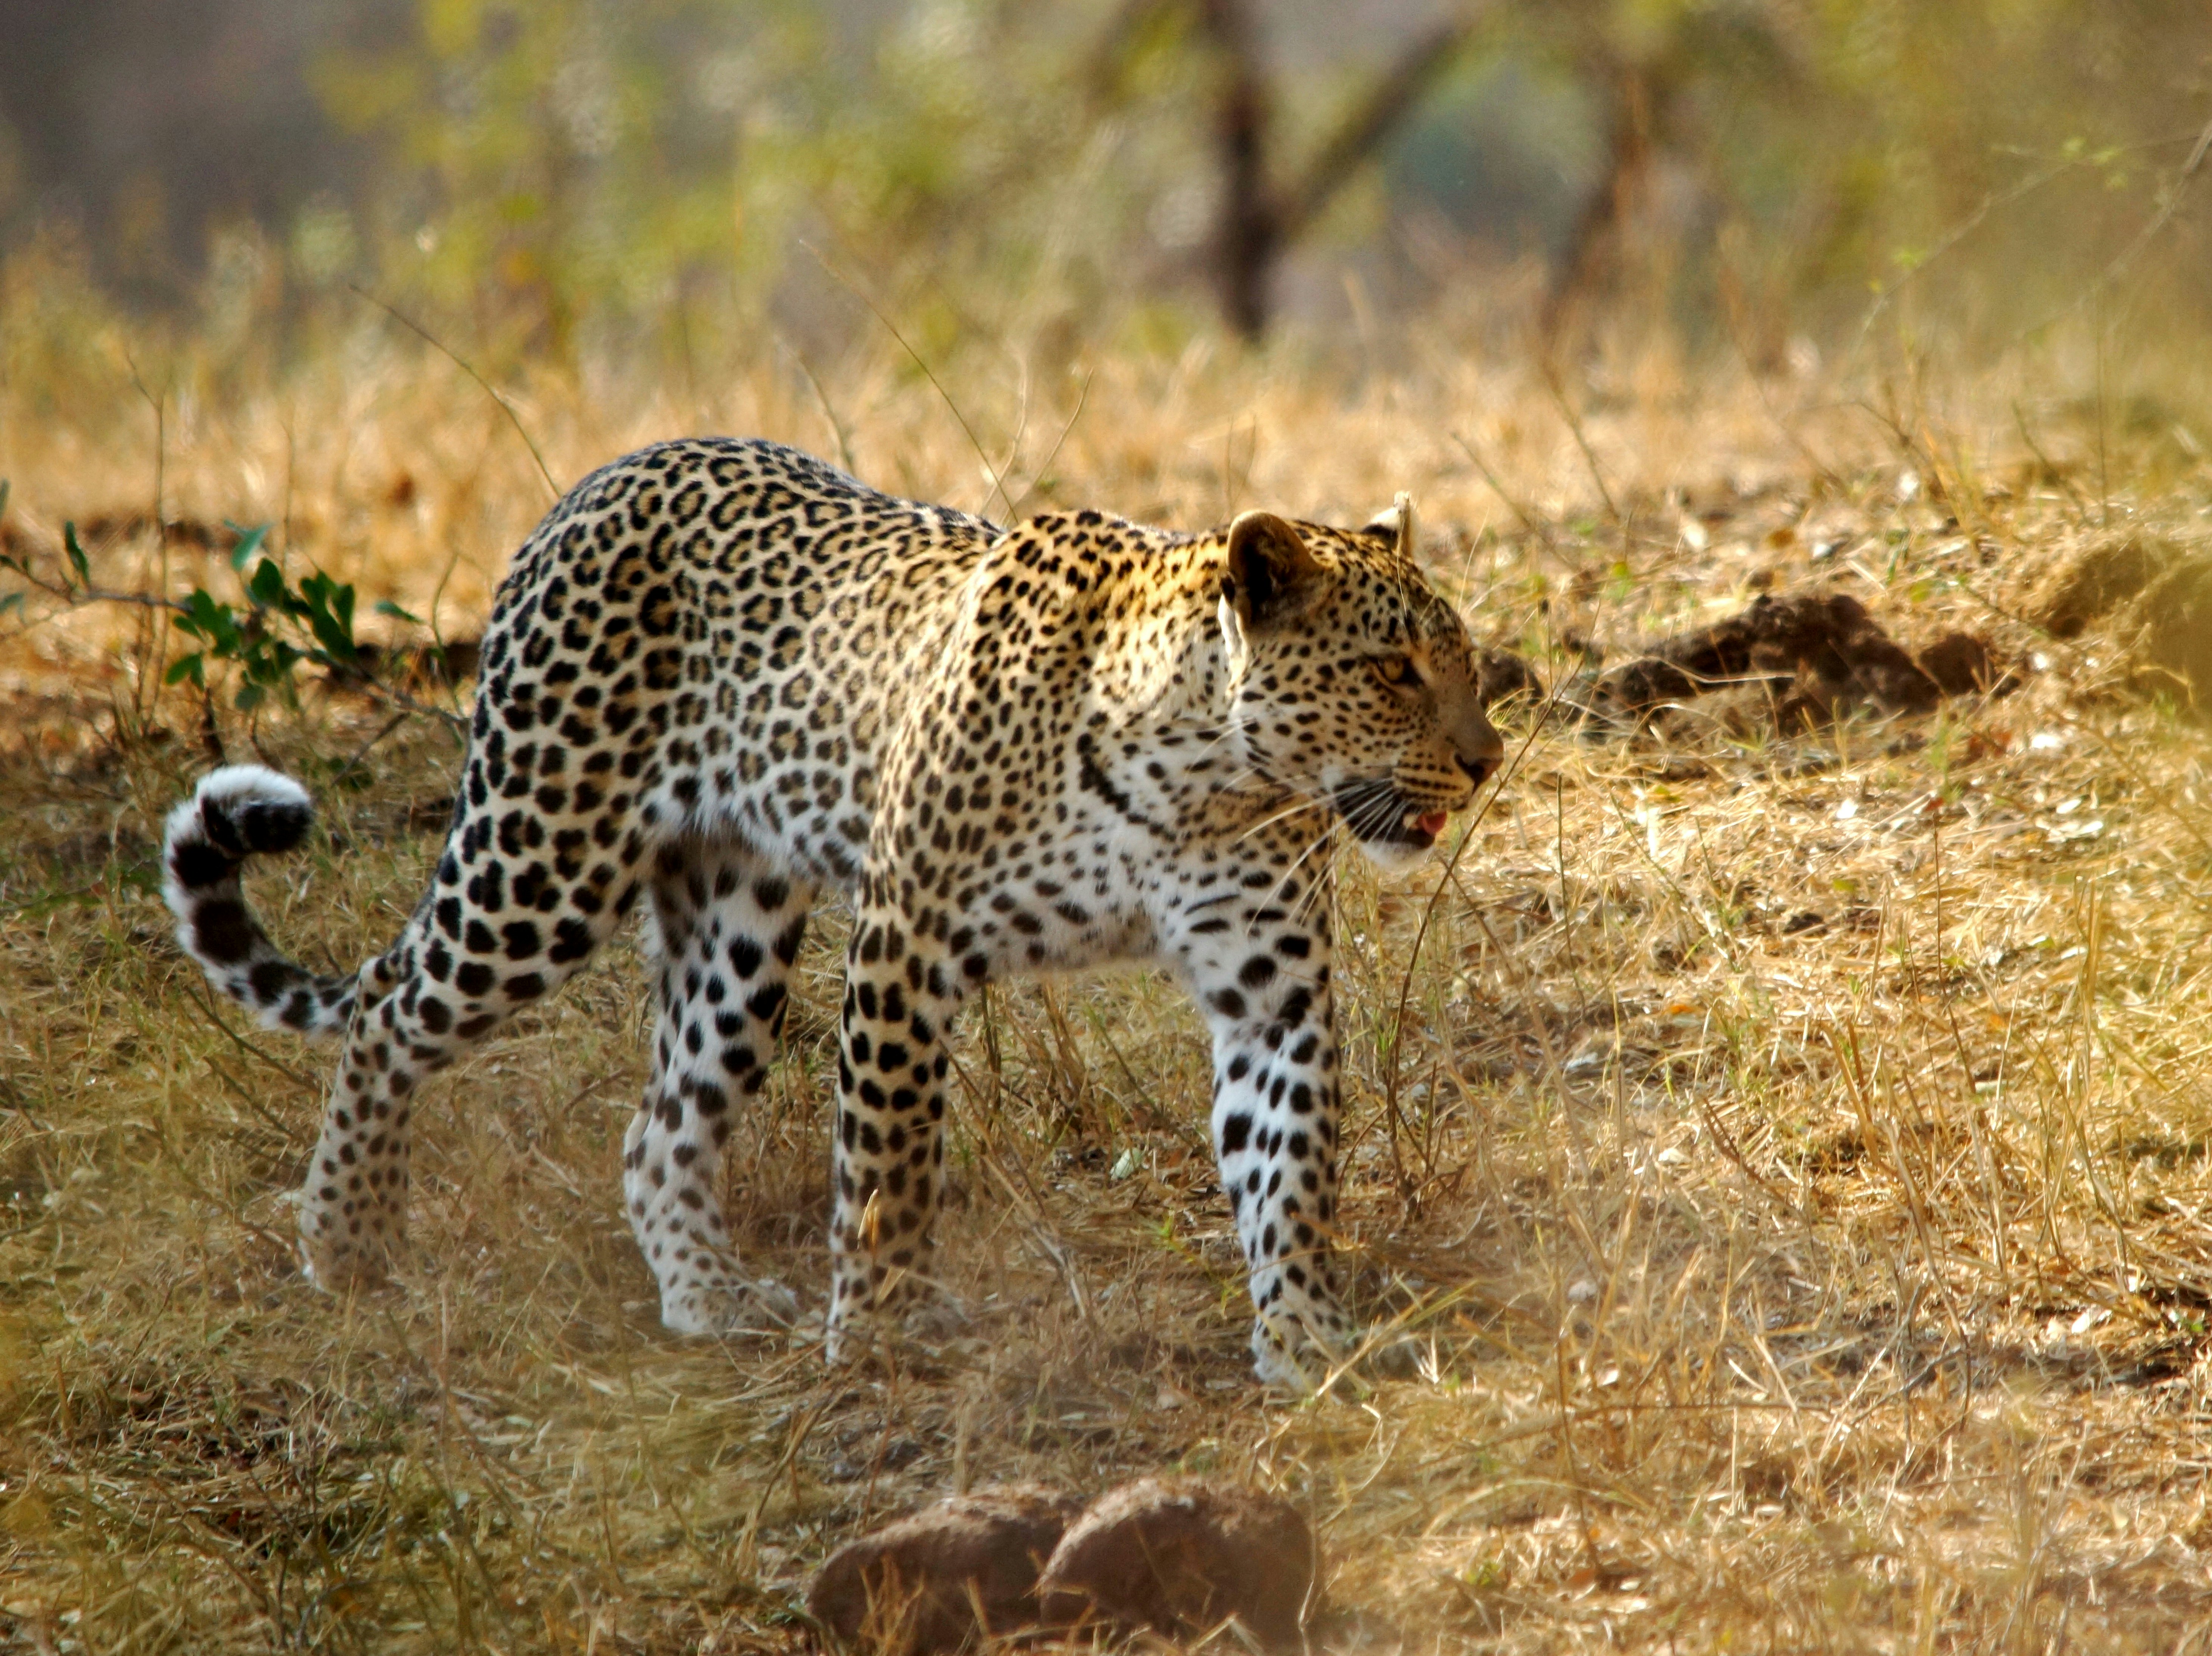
[
  {"x1": 1365, "y1": 492, "x2": 1416, "y2": 557},
  {"x1": 1223, "y1": 511, "x2": 1325, "y2": 628}
]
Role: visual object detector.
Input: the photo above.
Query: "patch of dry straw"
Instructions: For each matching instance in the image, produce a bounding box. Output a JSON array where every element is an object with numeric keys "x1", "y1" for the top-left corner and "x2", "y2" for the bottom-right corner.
[{"x1": 5, "y1": 304, "x2": 2212, "y2": 1653}]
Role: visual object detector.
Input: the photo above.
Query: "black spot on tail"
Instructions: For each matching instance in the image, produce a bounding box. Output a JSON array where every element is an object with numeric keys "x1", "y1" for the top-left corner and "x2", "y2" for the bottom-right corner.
[
  {"x1": 249, "y1": 959, "x2": 299, "y2": 1001},
  {"x1": 169, "y1": 840, "x2": 233, "y2": 890},
  {"x1": 194, "y1": 900, "x2": 257, "y2": 965},
  {"x1": 204, "y1": 795, "x2": 312, "y2": 858}
]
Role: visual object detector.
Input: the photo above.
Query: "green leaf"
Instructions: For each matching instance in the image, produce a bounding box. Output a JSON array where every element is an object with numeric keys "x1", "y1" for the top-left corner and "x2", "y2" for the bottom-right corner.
[
  {"x1": 225, "y1": 521, "x2": 271, "y2": 572},
  {"x1": 241, "y1": 636, "x2": 301, "y2": 685},
  {"x1": 64, "y1": 523, "x2": 89, "y2": 588},
  {"x1": 235, "y1": 681, "x2": 267, "y2": 712},
  {"x1": 247, "y1": 557, "x2": 290, "y2": 612},
  {"x1": 0, "y1": 479, "x2": 10, "y2": 521},
  {"x1": 175, "y1": 588, "x2": 243, "y2": 655},
  {"x1": 164, "y1": 651, "x2": 206, "y2": 687},
  {"x1": 374, "y1": 599, "x2": 424, "y2": 624},
  {"x1": 0, "y1": 592, "x2": 24, "y2": 619},
  {"x1": 298, "y1": 571, "x2": 360, "y2": 662}
]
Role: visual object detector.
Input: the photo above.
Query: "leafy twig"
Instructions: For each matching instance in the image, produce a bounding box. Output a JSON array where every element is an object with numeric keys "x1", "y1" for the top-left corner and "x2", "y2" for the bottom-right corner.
[{"x1": 0, "y1": 515, "x2": 467, "y2": 736}]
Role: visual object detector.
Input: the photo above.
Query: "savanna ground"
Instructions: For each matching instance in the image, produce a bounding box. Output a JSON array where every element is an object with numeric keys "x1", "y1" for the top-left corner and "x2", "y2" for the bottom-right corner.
[{"x1": 6, "y1": 299, "x2": 2212, "y2": 1654}]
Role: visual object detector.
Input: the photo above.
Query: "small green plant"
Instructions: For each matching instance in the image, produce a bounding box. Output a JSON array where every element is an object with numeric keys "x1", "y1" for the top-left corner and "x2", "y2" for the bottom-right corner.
[
  {"x1": 0, "y1": 487, "x2": 422, "y2": 715},
  {"x1": 164, "y1": 523, "x2": 420, "y2": 712}
]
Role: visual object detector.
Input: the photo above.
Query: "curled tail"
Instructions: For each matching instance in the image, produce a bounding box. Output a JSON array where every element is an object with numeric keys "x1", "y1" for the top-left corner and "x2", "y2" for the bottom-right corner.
[{"x1": 163, "y1": 765, "x2": 364, "y2": 1040}]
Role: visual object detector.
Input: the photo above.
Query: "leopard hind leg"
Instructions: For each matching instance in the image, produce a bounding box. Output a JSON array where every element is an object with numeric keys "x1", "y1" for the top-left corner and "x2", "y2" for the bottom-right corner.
[
  {"x1": 297, "y1": 800, "x2": 645, "y2": 1293},
  {"x1": 626, "y1": 834, "x2": 812, "y2": 1334}
]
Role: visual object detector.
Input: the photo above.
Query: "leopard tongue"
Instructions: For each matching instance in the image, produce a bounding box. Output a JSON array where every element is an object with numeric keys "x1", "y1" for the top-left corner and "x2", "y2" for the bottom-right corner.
[{"x1": 1412, "y1": 810, "x2": 1448, "y2": 837}]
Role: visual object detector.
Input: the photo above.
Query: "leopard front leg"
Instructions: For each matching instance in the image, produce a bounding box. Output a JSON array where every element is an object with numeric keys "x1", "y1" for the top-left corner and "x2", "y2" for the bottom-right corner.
[
  {"x1": 824, "y1": 903, "x2": 961, "y2": 1362},
  {"x1": 1167, "y1": 876, "x2": 1353, "y2": 1389}
]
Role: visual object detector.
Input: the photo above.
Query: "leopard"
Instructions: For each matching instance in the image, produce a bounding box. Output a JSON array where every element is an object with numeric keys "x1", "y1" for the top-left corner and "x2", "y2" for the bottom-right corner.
[{"x1": 161, "y1": 437, "x2": 1503, "y2": 1389}]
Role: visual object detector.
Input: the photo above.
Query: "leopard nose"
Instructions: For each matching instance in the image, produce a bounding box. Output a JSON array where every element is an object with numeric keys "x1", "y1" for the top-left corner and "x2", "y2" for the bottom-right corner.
[
  {"x1": 1452, "y1": 704, "x2": 1506, "y2": 791},
  {"x1": 1454, "y1": 729, "x2": 1505, "y2": 790}
]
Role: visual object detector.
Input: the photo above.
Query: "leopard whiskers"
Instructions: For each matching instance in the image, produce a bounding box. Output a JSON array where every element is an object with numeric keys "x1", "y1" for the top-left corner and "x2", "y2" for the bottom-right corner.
[
  {"x1": 1232, "y1": 792, "x2": 1334, "y2": 848},
  {"x1": 1257, "y1": 820, "x2": 1345, "y2": 927}
]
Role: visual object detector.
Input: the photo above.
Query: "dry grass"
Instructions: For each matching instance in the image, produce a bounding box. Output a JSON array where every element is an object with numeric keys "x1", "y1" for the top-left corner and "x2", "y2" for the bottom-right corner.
[{"x1": 6, "y1": 293, "x2": 2212, "y2": 1654}]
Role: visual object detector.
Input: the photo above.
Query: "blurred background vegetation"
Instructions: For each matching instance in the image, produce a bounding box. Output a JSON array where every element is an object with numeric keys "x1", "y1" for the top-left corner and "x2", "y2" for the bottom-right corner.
[{"x1": 2, "y1": 0, "x2": 2207, "y2": 390}]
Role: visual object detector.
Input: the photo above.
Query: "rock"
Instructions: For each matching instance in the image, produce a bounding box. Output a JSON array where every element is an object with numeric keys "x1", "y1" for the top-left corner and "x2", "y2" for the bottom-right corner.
[
  {"x1": 808, "y1": 1484, "x2": 1083, "y2": 1655},
  {"x1": 1036, "y1": 1477, "x2": 1318, "y2": 1648}
]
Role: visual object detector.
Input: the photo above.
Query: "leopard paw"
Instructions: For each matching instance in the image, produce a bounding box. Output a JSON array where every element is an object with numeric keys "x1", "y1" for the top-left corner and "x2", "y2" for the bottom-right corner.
[
  {"x1": 898, "y1": 1290, "x2": 972, "y2": 1342},
  {"x1": 298, "y1": 1231, "x2": 400, "y2": 1296},
  {"x1": 660, "y1": 1275, "x2": 800, "y2": 1336}
]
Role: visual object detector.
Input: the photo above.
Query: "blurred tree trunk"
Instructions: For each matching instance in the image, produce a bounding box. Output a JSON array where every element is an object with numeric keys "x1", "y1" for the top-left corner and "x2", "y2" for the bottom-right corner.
[
  {"x1": 1198, "y1": 0, "x2": 1279, "y2": 340},
  {"x1": 1540, "y1": 56, "x2": 1667, "y2": 355},
  {"x1": 1187, "y1": 0, "x2": 1485, "y2": 340}
]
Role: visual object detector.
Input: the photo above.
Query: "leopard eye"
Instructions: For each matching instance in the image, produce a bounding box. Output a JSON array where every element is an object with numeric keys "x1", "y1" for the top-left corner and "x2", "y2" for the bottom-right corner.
[{"x1": 1371, "y1": 654, "x2": 1421, "y2": 690}]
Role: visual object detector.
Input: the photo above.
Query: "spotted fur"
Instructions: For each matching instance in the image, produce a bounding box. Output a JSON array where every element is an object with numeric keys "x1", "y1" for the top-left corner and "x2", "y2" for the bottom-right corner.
[{"x1": 161, "y1": 438, "x2": 1502, "y2": 1388}]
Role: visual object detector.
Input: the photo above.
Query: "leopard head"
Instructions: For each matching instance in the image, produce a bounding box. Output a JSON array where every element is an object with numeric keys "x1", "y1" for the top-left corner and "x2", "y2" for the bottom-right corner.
[{"x1": 1215, "y1": 499, "x2": 1504, "y2": 870}]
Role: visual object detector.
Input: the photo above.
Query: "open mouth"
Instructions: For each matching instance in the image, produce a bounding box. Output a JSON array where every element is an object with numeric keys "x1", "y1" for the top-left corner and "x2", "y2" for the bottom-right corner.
[
  {"x1": 1387, "y1": 808, "x2": 1451, "y2": 850},
  {"x1": 1333, "y1": 780, "x2": 1453, "y2": 848}
]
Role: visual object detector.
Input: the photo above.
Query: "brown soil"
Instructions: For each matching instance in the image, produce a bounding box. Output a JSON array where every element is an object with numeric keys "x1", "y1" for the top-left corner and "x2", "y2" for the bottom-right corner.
[
  {"x1": 1475, "y1": 645, "x2": 1545, "y2": 708},
  {"x1": 2029, "y1": 536, "x2": 2212, "y2": 715}
]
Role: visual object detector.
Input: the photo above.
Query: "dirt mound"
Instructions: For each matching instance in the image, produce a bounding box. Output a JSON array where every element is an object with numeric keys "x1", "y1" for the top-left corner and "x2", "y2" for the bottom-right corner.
[
  {"x1": 1475, "y1": 645, "x2": 1544, "y2": 707},
  {"x1": 2018, "y1": 535, "x2": 2212, "y2": 715},
  {"x1": 1582, "y1": 589, "x2": 2010, "y2": 731},
  {"x1": 1035, "y1": 1477, "x2": 1317, "y2": 1648},
  {"x1": 2127, "y1": 557, "x2": 2212, "y2": 713},
  {"x1": 1915, "y1": 630, "x2": 2007, "y2": 697},
  {"x1": 349, "y1": 636, "x2": 483, "y2": 687},
  {"x1": 2028, "y1": 535, "x2": 2180, "y2": 638},
  {"x1": 807, "y1": 1484, "x2": 1082, "y2": 1655}
]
